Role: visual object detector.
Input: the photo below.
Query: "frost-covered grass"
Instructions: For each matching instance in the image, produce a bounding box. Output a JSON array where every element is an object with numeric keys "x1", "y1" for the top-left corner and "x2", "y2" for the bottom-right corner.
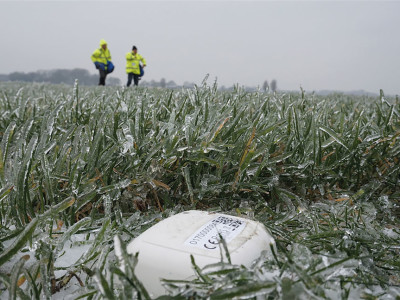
[{"x1": 0, "y1": 81, "x2": 399, "y2": 299}]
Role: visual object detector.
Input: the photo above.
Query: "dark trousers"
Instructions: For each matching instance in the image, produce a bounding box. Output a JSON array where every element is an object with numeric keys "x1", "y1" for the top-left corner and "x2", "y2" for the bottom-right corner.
[
  {"x1": 99, "y1": 69, "x2": 107, "y2": 86},
  {"x1": 127, "y1": 73, "x2": 140, "y2": 87}
]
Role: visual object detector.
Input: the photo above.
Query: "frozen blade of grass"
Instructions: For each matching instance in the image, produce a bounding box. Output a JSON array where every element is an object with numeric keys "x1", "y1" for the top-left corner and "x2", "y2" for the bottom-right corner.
[
  {"x1": 218, "y1": 234, "x2": 231, "y2": 264},
  {"x1": 22, "y1": 264, "x2": 41, "y2": 299},
  {"x1": 210, "y1": 281, "x2": 276, "y2": 299},
  {"x1": 0, "y1": 218, "x2": 38, "y2": 266},
  {"x1": 56, "y1": 217, "x2": 91, "y2": 252},
  {"x1": 0, "y1": 273, "x2": 11, "y2": 293},
  {"x1": 17, "y1": 90, "x2": 28, "y2": 122},
  {"x1": 167, "y1": 108, "x2": 177, "y2": 137},
  {"x1": 0, "y1": 185, "x2": 14, "y2": 204},
  {"x1": 384, "y1": 104, "x2": 394, "y2": 129},
  {"x1": 208, "y1": 117, "x2": 230, "y2": 144},
  {"x1": 202, "y1": 265, "x2": 240, "y2": 277},
  {"x1": 319, "y1": 125, "x2": 349, "y2": 150},
  {"x1": 97, "y1": 178, "x2": 131, "y2": 194},
  {"x1": 0, "y1": 150, "x2": 3, "y2": 184},
  {"x1": 293, "y1": 106, "x2": 301, "y2": 142},
  {"x1": 94, "y1": 269, "x2": 116, "y2": 300},
  {"x1": 41, "y1": 196, "x2": 76, "y2": 219},
  {"x1": 190, "y1": 255, "x2": 211, "y2": 284},
  {"x1": 184, "y1": 114, "x2": 192, "y2": 146},
  {"x1": 0, "y1": 121, "x2": 16, "y2": 166},
  {"x1": 0, "y1": 273, "x2": 30, "y2": 300},
  {"x1": 234, "y1": 127, "x2": 256, "y2": 188},
  {"x1": 309, "y1": 256, "x2": 355, "y2": 277},
  {"x1": 95, "y1": 244, "x2": 110, "y2": 272},
  {"x1": 38, "y1": 102, "x2": 64, "y2": 152},
  {"x1": 140, "y1": 144, "x2": 162, "y2": 172},
  {"x1": 40, "y1": 154, "x2": 54, "y2": 206},
  {"x1": 114, "y1": 235, "x2": 127, "y2": 273},
  {"x1": 16, "y1": 134, "x2": 38, "y2": 221},
  {"x1": 221, "y1": 110, "x2": 244, "y2": 141},
  {"x1": 112, "y1": 235, "x2": 151, "y2": 299},
  {"x1": 188, "y1": 156, "x2": 220, "y2": 167},
  {"x1": 183, "y1": 166, "x2": 195, "y2": 204},
  {"x1": 72, "y1": 218, "x2": 110, "y2": 267},
  {"x1": 134, "y1": 101, "x2": 142, "y2": 140},
  {"x1": 68, "y1": 289, "x2": 97, "y2": 300},
  {"x1": 268, "y1": 151, "x2": 293, "y2": 165},
  {"x1": 75, "y1": 187, "x2": 97, "y2": 212},
  {"x1": 0, "y1": 196, "x2": 75, "y2": 266},
  {"x1": 10, "y1": 256, "x2": 28, "y2": 300},
  {"x1": 111, "y1": 267, "x2": 152, "y2": 300},
  {"x1": 86, "y1": 128, "x2": 104, "y2": 174}
]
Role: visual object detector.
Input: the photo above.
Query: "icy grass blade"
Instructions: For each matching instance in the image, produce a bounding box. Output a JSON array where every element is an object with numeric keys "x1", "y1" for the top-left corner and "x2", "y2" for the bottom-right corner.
[
  {"x1": 9, "y1": 257, "x2": 29, "y2": 300},
  {"x1": 114, "y1": 235, "x2": 127, "y2": 273},
  {"x1": 112, "y1": 235, "x2": 151, "y2": 299},
  {"x1": 0, "y1": 121, "x2": 16, "y2": 167},
  {"x1": 22, "y1": 263, "x2": 41, "y2": 299},
  {"x1": 218, "y1": 234, "x2": 231, "y2": 264},
  {"x1": 0, "y1": 218, "x2": 38, "y2": 266},
  {"x1": 38, "y1": 102, "x2": 64, "y2": 152},
  {"x1": 72, "y1": 218, "x2": 110, "y2": 267},
  {"x1": 97, "y1": 179, "x2": 131, "y2": 194},
  {"x1": 0, "y1": 185, "x2": 14, "y2": 205},
  {"x1": 94, "y1": 269, "x2": 116, "y2": 300},
  {"x1": 319, "y1": 124, "x2": 349, "y2": 150},
  {"x1": 208, "y1": 116, "x2": 230, "y2": 144},
  {"x1": 0, "y1": 273, "x2": 30, "y2": 300},
  {"x1": 190, "y1": 255, "x2": 212, "y2": 284},
  {"x1": 210, "y1": 281, "x2": 276, "y2": 299},
  {"x1": 16, "y1": 134, "x2": 38, "y2": 222},
  {"x1": 95, "y1": 244, "x2": 111, "y2": 272},
  {"x1": 56, "y1": 217, "x2": 91, "y2": 252},
  {"x1": 0, "y1": 197, "x2": 75, "y2": 266},
  {"x1": 183, "y1": 166, "x2": 195, "y2": 204},
  {"x1": 40, "y1": 154, "x2": 54, "y2": 206},
  {"x1": 234, "y1": 127, "x2": 256, "y2": 188}
]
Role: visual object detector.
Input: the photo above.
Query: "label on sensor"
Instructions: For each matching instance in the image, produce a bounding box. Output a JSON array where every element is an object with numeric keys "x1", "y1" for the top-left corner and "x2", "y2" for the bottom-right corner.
[{"x1": 184, "y1": 216, "x2": 246, "y2": 250}]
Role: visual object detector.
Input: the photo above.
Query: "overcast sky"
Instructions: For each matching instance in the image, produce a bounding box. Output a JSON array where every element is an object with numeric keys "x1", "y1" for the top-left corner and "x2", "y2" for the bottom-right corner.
[{"x1": 1, "y1": 1, "x2": 399, "y2": 94}]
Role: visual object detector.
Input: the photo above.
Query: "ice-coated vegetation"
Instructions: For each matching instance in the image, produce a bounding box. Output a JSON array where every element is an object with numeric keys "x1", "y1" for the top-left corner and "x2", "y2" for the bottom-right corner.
[{"x1": 0, "y1": 81, "x2": 399, "y2": 299}]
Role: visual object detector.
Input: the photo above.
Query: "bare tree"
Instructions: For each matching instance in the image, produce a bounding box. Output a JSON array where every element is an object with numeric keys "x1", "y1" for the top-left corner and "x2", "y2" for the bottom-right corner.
[
  {"x1": 160, "y1": 78, "x2": 166, "y2": 88},
  {"x1": 270, "y1": 79, "x2": 277, "y2": 92},
  {"x1": 262, "y1": 80, "x2": 269, "y2": 91}
]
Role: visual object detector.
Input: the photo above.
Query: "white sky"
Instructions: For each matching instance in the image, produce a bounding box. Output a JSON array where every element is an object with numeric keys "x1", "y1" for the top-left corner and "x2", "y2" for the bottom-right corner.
[{"x1": 1, "y1": 0, "x2": 399, "y2": 94}]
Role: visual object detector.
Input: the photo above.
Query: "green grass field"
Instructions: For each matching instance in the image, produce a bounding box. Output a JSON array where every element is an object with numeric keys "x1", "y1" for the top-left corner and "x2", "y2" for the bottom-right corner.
[{"x1": 0, "y1": 81, "x2": 399, "y2": 299}]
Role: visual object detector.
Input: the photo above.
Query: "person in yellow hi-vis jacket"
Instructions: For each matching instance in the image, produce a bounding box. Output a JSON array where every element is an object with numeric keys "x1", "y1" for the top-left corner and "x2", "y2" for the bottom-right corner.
[
  {"x1": 126, "y1": 46, "x2": 146, "y2": 87},
  {"x1": 91, "y1": 39, "x2": 114, "y2": 86}
]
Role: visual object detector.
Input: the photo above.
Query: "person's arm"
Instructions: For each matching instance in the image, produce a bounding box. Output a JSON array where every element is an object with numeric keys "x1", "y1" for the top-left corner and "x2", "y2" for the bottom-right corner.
[
  {"x1": 141, "y1": 56, "x2": 147, "y2": 67},
  {"x1": 91, "y1": 49, "x2": 104, "y2": 70},
  {"x1": 91, "y1": 49, "x2": 99, "y2": 62}
]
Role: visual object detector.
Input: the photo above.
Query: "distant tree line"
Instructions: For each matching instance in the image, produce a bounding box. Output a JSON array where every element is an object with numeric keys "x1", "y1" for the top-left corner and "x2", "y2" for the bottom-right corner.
[
  {"x1": 140, "y1": 78, "x2": 196, "y2": 89},
  {"x1": 0, "y1": 68, "x2": 121, "y2": 86}
]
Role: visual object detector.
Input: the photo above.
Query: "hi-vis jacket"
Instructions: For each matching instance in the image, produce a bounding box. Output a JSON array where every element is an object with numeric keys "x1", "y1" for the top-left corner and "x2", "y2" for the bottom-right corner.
[
  {"x1": 126, "y1": 52, "x2": 146, "y2": 74},
  {"x1": 91, "y1": 39, "x2": 111, "y2": 67}
]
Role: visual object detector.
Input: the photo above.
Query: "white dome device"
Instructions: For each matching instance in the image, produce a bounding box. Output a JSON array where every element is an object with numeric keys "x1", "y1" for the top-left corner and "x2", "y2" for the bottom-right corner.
[{"x1": 126, "y1": 210, "x2": 275, "y2": 296}]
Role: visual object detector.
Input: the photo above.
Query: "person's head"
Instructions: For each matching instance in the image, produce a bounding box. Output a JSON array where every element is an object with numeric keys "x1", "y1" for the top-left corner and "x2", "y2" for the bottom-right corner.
[
  {"x1": 100, "y1": 39, "x2": 108, "y2": 50},
  {"x1": 132, "y1": 46, "x2": 137, "y2": 54}
]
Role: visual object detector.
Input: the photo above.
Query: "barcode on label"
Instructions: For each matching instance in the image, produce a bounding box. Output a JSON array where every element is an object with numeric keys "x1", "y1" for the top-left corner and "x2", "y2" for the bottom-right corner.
[
  {"x1": 184, "y1": 215, "x2": 246, "y2": 250},
  {"x1": 211, "y1": 216, "x2": 244, "y2": 230}
]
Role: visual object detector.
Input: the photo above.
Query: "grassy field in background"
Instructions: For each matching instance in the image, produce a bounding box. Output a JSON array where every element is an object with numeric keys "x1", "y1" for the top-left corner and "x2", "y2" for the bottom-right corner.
[{"x1": 0, "y1": 81, "x2": 399, "y2": 299}]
